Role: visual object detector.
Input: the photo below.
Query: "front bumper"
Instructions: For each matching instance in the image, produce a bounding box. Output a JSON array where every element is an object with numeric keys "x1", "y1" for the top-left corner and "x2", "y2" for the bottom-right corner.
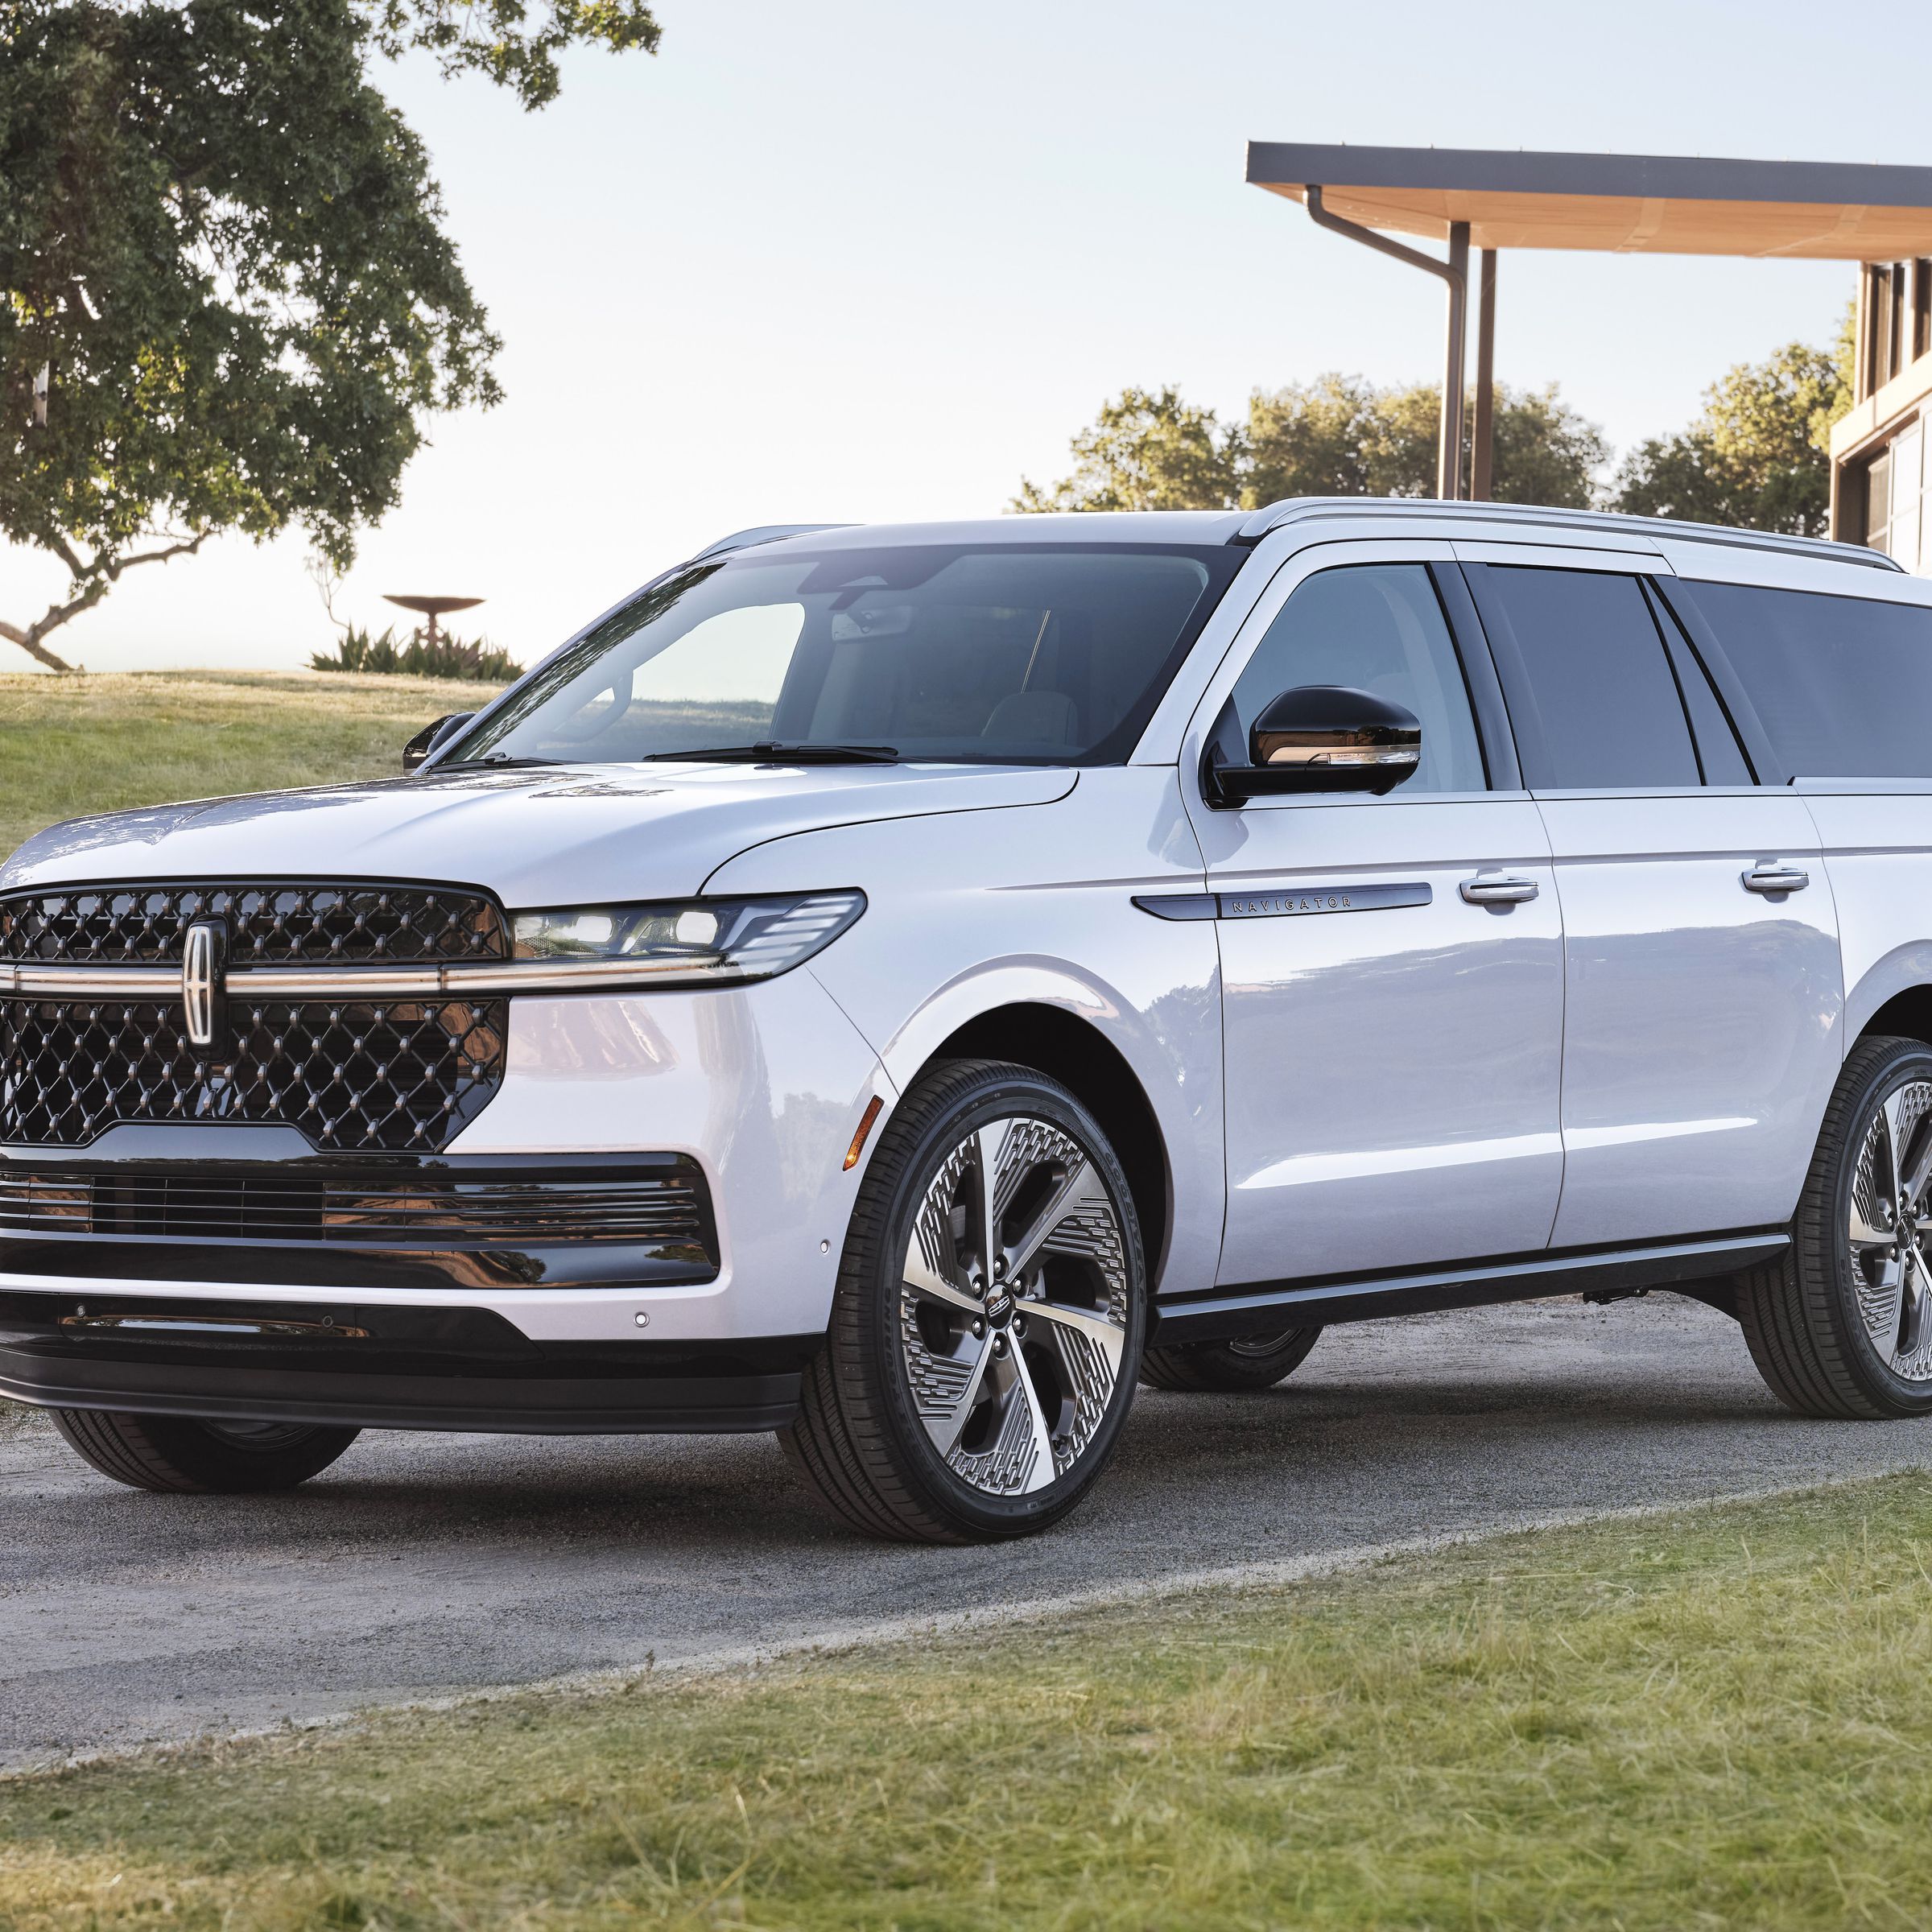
[
  {"x1": 0, "y1": 973, "x2": 891, "y2": 1430},
  {"x1": 0, "y1": 1291, "x2": 812, "y2": 1433}
]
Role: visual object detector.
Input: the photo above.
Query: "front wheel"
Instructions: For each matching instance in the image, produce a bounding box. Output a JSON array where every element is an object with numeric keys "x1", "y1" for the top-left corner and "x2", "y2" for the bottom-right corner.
[
  {"x1": 783, "y1": 1059, "x2": 1146, "y2": 1543},
  {"x1": 1740, "y1": 1034, "x2": 1932, "y2": 1418},
  {"x1": 51, "y1": 1410, "x2": 361, "y2": 1493}
]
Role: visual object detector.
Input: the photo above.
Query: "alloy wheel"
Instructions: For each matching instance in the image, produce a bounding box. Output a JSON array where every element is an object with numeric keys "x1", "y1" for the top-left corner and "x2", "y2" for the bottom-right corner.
[
  {"x1": 1847, "y1": 1075, "x2": 1932, "y2": 1381},
  {"x1": 898, "y1": 1114, "x2": 1130, "y2": 1496}
]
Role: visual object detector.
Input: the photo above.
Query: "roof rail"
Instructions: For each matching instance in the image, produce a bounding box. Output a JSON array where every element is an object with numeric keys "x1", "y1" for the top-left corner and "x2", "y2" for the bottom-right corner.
[
  {"x1": 1232, "y1": 497, "x2": 1901, "y2": 572},
  {"x1": 691, "y1": 522, "x2": 854, "y2": 560}
]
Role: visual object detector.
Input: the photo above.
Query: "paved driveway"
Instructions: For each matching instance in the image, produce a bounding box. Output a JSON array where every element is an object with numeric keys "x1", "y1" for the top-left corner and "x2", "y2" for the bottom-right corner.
[{"x1": 7, "y1": 1295, "x2": 1931, "y2": 1772}]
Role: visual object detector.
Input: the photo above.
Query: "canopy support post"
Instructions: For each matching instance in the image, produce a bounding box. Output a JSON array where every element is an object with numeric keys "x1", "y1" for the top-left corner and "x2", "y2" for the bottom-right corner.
[
  {"x1": 1441, "y1": 222, "x2": 1470, "y2": 499},
  {"x1": 1470, "y1": 249, "x2": 1497, "y2": 501},
  {"x1": 1305, "y1": 185, "x2": 1469, "y2": 499}
]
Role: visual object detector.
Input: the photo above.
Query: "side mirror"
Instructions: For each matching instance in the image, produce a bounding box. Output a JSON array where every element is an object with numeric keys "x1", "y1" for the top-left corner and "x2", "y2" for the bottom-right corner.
[
  {"x1": 402, "y1": 712, "x2": 476, "y2": 772},
  {"x1": 1204, "y1": 686, "x2": 1421, "y2": 807}
]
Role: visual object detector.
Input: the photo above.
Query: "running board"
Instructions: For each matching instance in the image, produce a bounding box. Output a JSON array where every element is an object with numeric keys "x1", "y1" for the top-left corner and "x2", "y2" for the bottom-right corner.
[{"x1": 1150, "y1": 1232, "x2": 1787, "y2": 1345}]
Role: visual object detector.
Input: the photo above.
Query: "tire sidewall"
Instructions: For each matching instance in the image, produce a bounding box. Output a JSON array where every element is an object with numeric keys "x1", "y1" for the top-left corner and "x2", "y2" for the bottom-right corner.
[
  {"x1": 857, "y1": 1066, "x2": 1146, "y2": 1537},
  {"x1": 1822, "y1": 1040, "x2": 1932, "y2": 1413}
]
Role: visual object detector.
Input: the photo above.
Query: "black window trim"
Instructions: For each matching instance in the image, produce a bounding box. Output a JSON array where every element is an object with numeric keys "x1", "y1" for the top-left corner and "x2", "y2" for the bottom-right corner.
[
  {"x1": 1429, "y1": 562, "x2": 1521, "y2": 791},
  {"x1": 1645, "y1": 577, "x2": 1784, "y2": 786},
  {"x1": 1459, "y1": 559, "x2": 1711, "y2": 795},
  {"x1": 1637, "y1": 577, "x2": 1760, "y2": 786}
]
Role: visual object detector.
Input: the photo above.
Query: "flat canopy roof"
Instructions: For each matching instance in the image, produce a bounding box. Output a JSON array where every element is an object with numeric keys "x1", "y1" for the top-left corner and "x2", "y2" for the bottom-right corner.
[{"x1": 1245, "y1": 142, "x2": 1932, "y2": 258}]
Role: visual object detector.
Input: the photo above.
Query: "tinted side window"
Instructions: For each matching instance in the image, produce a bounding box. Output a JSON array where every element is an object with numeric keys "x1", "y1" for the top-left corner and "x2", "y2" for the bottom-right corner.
[
  {"x1": 1232, "y1": 565, "x2": 1487, "y2": 795},
  {"x1": 1679, "y1": 580, "x2": 1932, "y2": 779},
  {"x1": 1470, "y1": 566, "x2": 1700, "y2": 790},
  {"x1": 1643, "y1": 582, "x2": 1753, "y2": 785}
]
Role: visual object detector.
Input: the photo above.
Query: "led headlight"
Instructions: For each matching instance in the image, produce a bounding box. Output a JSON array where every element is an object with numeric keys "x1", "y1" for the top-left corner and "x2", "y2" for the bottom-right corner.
[{"x1": 509, "y1": 891, "x2": 865, "y2": 989}]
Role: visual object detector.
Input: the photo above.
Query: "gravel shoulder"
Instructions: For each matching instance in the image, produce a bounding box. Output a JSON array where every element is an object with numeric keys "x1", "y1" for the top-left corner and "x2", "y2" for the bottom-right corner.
[{"x1": 7, "y1": 1295, "x2": 1932, "y2": 1772}]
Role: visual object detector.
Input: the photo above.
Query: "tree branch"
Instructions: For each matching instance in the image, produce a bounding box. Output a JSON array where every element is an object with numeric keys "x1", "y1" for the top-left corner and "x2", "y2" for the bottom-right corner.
[{"x1": 2, "y1": 531, "x2": 208, "y2": 672}]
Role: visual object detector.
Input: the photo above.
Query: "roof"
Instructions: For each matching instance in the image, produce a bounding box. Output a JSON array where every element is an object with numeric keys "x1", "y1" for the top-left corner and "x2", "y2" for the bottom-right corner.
[
  {"x1": 1245, "y1": 142, "x2": 1932, "y2": 258},
  {"x1": 712, "y1": 511, "x2": 1253, "y2": 555},
  {"x1": 702, "y1": 504, "x2": 1895, "y2": 571},
  {"x1": 1234, "y1": 498, "x2": 1902, "y2": 568}
]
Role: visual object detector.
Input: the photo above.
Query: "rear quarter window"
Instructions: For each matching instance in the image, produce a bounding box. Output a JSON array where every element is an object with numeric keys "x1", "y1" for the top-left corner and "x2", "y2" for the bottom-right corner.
[{"x1": 1681, "y1": 580, "x2": 1932, "y2": 780}]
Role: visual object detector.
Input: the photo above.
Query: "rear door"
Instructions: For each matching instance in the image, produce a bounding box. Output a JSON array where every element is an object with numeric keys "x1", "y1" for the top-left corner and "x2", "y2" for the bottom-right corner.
[{"x1": 1458, "y1": 545, "x2": 1843, "y2": 1248}]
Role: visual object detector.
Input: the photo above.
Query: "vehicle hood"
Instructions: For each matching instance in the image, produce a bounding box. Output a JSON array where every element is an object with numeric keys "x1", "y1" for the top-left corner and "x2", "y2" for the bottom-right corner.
[{"x1": 0, "y1": 761, "x2": 1077, "y2": 906}]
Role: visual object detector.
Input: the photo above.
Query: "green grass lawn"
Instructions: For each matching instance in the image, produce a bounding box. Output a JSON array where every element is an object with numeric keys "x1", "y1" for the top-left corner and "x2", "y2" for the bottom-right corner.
[
  {"x1": 7, "y1": 1475, "x2": 1932, "y2": 1930},
  {"x1": 0, "y1": 669, "x2": 495, "y2": 860}
]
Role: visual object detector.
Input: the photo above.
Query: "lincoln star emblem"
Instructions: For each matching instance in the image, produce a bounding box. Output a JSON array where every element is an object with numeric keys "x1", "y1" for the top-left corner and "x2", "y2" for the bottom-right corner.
[{"x1": 181, "y1": 919, "x2": 227, "y2": 1050}]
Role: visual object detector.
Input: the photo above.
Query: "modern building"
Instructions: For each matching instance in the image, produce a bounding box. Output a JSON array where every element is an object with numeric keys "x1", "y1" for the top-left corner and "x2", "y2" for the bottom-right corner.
[
  {"x1": 1245, "y1": 144, "x2": 1932, "y2": 566},
  {"x1": 1831, "y1": 262, "x2": 1932, "y2": 564}
]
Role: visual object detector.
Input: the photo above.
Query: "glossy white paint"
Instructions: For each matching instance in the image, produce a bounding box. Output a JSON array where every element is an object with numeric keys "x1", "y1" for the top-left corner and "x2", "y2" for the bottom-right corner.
[
  {"x1": 1174, "y1": 543, "x2": 1564, "y2": 1284},
  {"x1": 446, "y1": 970, "x2": 890, "y2": 1340},
  {"x1": 705, "y1": 766, "x2": 1225, "y2": 1297},
  {"x1": 1805, "y1": 791, "x2": 1932, "y2": 1046},
  {"x1": 0, "y1": 762, "x2": 1074, "y2": 908},
  {"x1": 1, "y1": 504, "x2": 1925, "y2": 1375},
  {"x1": 1537, "y1": 791, "x2": 1842, "y2": 1245}
]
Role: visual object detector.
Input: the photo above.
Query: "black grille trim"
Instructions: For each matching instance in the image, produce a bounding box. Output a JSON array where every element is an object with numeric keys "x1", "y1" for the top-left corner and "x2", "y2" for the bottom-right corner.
[
  {"x1": 0, "y1": 881, "x2": 508, "y2": 966},
  {"x1": 0, "y1": 1157, "x2": 714, "y2": 1257}
]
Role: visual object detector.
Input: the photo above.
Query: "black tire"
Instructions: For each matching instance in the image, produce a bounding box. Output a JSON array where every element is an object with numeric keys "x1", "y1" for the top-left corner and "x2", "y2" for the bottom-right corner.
[
  {"x1": 50, "y1": 1410, "x2": 361, "y2": 1493},
  {"x1": 1739, "y1": 1034, "x2": 1932, "y2": 1419},
  {"x1": 1141, "y1": 1325, "x2": 1323, "y2": 1392},
  {"x1": 782, "y1": 1058, "x2": 1147, "y2": 1543}
]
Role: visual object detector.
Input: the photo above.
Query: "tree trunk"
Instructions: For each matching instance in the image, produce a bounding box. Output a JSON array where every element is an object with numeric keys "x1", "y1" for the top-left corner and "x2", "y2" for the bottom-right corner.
[{"x1": 0, "y1": 621, "x2": 77, "y2": 674}]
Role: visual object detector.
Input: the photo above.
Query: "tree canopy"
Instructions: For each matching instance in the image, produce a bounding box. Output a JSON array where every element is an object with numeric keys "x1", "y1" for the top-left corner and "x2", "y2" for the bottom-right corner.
[
  {"x1": 1014, "y1": 376, "x2": 1609, "y2": 517},
  {"x1": 0, "y1": 0, "x2": 659, "y2": 668},
  {"x1": 1609, "y1": 316, "x2": 1855, "y2": 537}
]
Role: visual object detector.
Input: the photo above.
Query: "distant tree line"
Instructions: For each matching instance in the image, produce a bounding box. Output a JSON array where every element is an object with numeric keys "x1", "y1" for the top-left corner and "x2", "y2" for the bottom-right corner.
[{"x1": 1016, "y1": 314, "x2": 1856, "y2": 539}]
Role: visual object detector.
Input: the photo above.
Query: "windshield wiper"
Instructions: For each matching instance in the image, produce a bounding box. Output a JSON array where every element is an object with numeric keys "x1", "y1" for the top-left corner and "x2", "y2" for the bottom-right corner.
[
  {"x1": 642, "y1": 741, "x2": 901, "y2": 765},
  {"x1": 433, "y1": 753, "x2": 562, "y2": 772}
]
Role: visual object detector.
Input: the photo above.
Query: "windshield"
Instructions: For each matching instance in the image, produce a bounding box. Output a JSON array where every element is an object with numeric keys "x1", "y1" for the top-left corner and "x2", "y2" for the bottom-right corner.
[{"x1": 440, "y1": 543, "x2": 1241, "y2": 767}]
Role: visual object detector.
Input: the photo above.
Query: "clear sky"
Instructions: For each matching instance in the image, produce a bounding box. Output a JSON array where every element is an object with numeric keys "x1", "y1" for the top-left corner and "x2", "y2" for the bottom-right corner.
[{"x1": 1, "y1": 0, "x2": 1916, "y2": 673}]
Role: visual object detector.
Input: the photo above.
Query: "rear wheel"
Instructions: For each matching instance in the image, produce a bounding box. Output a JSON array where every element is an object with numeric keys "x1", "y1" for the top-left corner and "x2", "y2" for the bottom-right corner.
[
  {"x1": 1141, "y1": 1325, "x2": 1323, "y2": 1392},
  {"x1": 50, "y1": 1410, "x2": 361, "y2": 1493},
  {"x1": 1740, "y1": 1034, "x2": 1932, "y2": 1419},
  {"x1": 783, "y1": 1059, "x2": 1146, "y2": 1543}
]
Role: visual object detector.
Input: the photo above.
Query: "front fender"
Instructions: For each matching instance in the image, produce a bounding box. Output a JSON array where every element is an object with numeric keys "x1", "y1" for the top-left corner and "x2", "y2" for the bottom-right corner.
[{"x1": 703, "y1": 771, "x2": 1227, "y2": 1297}]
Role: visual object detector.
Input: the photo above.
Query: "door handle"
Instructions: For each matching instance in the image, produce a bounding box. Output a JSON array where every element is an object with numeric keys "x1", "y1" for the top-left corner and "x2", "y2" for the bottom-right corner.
[
  {"x1": 1459, "y1": 874, "x2": 1539, "y2": 906},
  {"x1": 1741, "y1": 865, "x2": 1809, "y2": 896}
]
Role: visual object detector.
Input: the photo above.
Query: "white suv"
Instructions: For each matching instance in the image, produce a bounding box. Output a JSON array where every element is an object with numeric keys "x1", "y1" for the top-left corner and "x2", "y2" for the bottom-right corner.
[{"x1": 5, "y1": 500, "x2": 1931, "y2": 1542}]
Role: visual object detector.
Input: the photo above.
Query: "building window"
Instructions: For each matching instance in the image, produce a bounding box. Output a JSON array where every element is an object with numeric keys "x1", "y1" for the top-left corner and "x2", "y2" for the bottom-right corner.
[{"x1": 1859, "y1": 421, "x2": 1926, "y2": 568}]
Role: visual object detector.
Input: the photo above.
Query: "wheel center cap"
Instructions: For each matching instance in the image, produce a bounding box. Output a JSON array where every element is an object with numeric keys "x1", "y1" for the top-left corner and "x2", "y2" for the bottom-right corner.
[{"x1": 984, "y1": 1290, "x2": 1016, "y2": 1328}]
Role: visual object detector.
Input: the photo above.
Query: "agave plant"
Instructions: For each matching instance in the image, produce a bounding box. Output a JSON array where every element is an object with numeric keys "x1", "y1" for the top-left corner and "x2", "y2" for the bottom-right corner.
[{"x1": 311, "y1": 625, "x2": 522, "y2": 682}]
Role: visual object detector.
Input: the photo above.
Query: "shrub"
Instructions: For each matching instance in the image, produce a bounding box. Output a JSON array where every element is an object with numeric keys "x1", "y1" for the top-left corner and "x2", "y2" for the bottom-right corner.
[{"x1": 311, "y1": 625, "x2": 522, "y2": 682}]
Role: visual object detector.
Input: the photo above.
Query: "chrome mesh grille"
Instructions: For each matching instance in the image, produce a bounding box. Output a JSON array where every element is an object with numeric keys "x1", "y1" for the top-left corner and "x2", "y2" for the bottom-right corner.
[
  {"x1": 0, "y1": 881, "x2": 511, "y2": 1153},
  {"x1": 0, "y1": 997, "x2": 506, "y2": 1154},
  {"x1": 0, "y1": 883, "x2": 507, "y2": 965}
]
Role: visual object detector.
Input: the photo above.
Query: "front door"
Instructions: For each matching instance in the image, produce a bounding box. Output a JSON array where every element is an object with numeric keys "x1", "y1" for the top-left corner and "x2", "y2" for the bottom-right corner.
[
  {"x1": 1182, "y1": 545, "x2": 1567, "y2": 1290},
  {"x1": 1459, "y1": 548, "x2": 1843, "y2": 1247}
]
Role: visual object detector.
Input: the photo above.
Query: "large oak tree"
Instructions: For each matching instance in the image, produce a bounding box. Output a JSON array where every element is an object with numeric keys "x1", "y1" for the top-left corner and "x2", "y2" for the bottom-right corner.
[{"x1": 0, "y1": 0, "x2": 658, "y2": 669}]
